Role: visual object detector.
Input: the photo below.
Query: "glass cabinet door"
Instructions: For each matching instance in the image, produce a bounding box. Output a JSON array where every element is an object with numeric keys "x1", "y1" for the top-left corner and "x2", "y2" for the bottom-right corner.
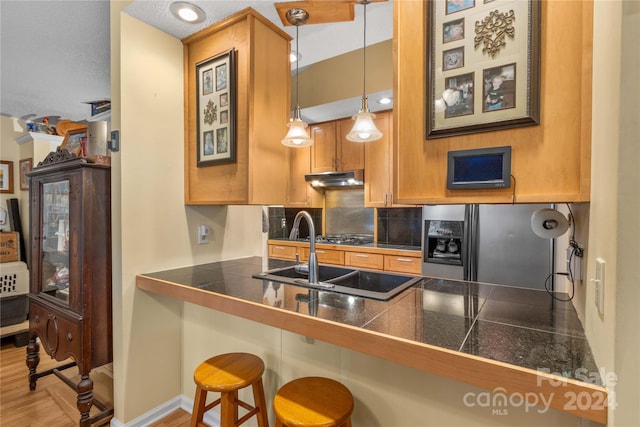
[{"x1": 40, "y1": 180, "x2": 70, "y2": 305}]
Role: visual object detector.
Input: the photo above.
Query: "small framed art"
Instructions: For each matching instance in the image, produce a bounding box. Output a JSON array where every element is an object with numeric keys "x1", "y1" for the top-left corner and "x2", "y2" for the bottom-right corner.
[
  {"x1": 19, "y1": 158, "x2": 32, "y2": 191},
  {"x1": 196, "y1": 48, "x2": 236, "y2": 167}
]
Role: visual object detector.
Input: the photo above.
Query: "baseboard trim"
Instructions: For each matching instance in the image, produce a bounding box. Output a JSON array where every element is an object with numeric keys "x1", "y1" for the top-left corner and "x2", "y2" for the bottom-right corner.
[{"x1": 109, "y1": 395, "x2": 220, "y2": 427}]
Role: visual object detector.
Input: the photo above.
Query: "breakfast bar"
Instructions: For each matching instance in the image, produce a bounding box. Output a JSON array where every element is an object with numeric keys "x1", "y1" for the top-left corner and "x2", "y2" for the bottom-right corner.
[{"x1": 136, "y1": 256, "x2": 608, "y2": 424}]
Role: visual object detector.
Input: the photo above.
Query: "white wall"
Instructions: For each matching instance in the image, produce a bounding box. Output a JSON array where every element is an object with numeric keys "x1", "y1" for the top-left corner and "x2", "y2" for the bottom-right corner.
[
  {"x1": 111, "y1": 9, "x2": 264, "y2": 423},
  {"x1": 584, "y1": 1, "x2": 640, "y2": 426},
  {"x1": 612, "y1": 1, "x2": 640, "y2": 425}
]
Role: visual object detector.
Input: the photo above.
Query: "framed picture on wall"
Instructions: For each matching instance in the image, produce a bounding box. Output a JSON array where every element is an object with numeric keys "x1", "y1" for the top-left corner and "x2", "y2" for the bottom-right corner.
[
  {"x1": 0, "y1": 160, "x2": 14, "y2": 194},
  {"x1": 426, "y1": 0, "x2": 541, "y2": 139},
  {"x1": 19, "y1": 158, "x2": 32, "y2": 191},
  {"x1": 196, "y1": 48, "x2": 237, "y2": 167}
]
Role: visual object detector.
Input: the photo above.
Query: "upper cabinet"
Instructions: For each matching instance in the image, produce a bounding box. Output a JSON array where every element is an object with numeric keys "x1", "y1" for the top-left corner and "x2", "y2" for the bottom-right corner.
[
  {"x1": 364, "y1": 110, "x2": 395, "y2": 207},
  {"x1": 183, "y1": 8, "x2": 291, "y2": 205},
  {"x1": 285, "y1": 145, "x2": 322, "y2": 208},
  {"x1": 394, "y1": 1, "x2": 593, "y2": 204},
  {"x1": 310, "y1": 119, "x2": 365, "y2": 173}
]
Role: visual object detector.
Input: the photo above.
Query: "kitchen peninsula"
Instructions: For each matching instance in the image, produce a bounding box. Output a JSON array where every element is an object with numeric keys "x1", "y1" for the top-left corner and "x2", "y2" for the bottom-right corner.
[{"x1": 136, "y1": 256, "x2": 607, "y2": 424}]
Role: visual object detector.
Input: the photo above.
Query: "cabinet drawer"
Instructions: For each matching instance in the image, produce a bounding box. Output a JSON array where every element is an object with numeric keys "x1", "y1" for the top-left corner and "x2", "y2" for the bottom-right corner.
[
  {"x1": 301, "y1": 248, "x2": 344, "y2": 265},
  {"x1": 384, "y1": 255, "x2": 422, "y2": 275},
  {"x1": 268, "y1": 244, "x2": 298, "y2": 260},
  {"x1": 29, "y1": 299, "x2": 82, "y2": 362},
  {"x1": 345, "y1": 252, "x2": 384, "y2": 270}
]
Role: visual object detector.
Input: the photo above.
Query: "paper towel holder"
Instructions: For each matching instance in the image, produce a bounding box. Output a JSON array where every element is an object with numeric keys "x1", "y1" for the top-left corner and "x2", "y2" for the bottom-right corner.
[{"x1": 531, "y1": 208, "x2": 570, "y2": 239}]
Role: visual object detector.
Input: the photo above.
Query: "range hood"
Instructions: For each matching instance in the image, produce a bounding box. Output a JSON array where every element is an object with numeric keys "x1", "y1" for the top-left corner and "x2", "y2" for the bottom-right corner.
[{"x1": 305, "y1": 170, "x2": 364, "y2": 188}]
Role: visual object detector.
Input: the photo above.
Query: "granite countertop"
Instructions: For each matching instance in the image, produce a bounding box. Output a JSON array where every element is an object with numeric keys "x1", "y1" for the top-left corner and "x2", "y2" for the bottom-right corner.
[{"x1": 137, "y1": 256, "x2": 607, "y2": 423}]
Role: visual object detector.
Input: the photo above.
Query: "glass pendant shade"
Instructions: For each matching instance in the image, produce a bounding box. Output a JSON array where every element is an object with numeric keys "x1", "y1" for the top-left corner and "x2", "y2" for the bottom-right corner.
[
  {"x1": 348, "y1": 0, "x2": 383, "y2": 143},
  {"x1": 347, "y1": 96, "x2": 382, "y2": 142},
  {"x1": 282, "y1": 108, "x2": 312, "y2": 147}
]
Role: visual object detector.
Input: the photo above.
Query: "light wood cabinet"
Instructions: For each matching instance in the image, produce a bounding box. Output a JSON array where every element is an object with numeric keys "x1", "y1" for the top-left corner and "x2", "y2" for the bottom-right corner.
[
  {"x1": 268, "y1": 241, "x2": 422, "y2": 275},
  {"x1": 301, "y1": 247, "x2": 345, "y2": 265},
  {"x1": 345, "y1": 251, "x2": 384, "y2": 270},
  {"x1": 268, "y1": 244, "x2": 299, "y2": 261},
  {"x1": 384, "y1": 255, "x2": 422, "y2": 275},
  {"x1": 394, "y1": 0, "x2": 592, "y2": 204},
  {"x1": 364, "y1": 111, "x2": 395, "y2": 207},
  {"x1": 310, "y1": 120, "x2": 365, "y2": 173},
  {"x1": 183, "y1": 9, "x2": 291, "y2": 205},
  {"x1": 285, "y1": 144, "x2": 323, "y2": 207}
]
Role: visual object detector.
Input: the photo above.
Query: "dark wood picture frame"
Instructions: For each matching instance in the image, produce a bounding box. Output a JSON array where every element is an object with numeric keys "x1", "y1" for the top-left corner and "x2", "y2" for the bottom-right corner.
[
  {"x1": 0, "y1": 160, "x2": 14, "y2": 193},
  {"x1": 196, "y1": 48, "x2": 236, "y2": 167},
  {"x1": 426, "y1": 0, "x2": 541, "y2": 139}
]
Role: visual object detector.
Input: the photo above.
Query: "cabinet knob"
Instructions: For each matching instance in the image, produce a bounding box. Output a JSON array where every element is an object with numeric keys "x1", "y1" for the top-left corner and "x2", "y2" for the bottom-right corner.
[
  {"x1": 34, "y1": 315, "x2": 40, "y2": 323},
  {"x1": 67, "y1": 333, "x2": 73, "y2": 342}
]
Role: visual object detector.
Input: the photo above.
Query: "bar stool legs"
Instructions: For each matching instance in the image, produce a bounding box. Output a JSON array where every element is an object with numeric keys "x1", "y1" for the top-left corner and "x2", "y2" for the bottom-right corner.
[
  {"x1": 191, "y1": 353, "x2": 269, "y2": 427},
  {"x1": 273, "y1": 377, "x2": 354, "y2": 427}
]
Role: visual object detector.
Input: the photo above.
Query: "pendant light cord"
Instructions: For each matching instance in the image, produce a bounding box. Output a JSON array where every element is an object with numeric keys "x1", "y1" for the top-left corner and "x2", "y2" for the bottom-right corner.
[
  {"x1": 295, "y1": 24, "x2": 300, "y2": 111},
  {"x1": 362, "y1": 1, "x2": 367, "y2": 98}
]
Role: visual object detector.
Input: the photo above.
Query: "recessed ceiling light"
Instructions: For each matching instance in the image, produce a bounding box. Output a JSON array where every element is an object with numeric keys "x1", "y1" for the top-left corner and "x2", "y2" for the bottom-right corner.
[
  {"x1": 378, "y1": 97, "x2": 392, "y2": 105},
  {"x1": 170, "y1": 2, "x2": 206, "y2": 23}
]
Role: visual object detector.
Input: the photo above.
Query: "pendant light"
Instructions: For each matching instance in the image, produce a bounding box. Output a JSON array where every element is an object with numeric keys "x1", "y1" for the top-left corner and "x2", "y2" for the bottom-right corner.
[
  {"x1": 346, "y1": 0, "x2": 382, "y2": 142},
  {"x1": 282, "y1": 8, "x2": 313, "y2": 147}
]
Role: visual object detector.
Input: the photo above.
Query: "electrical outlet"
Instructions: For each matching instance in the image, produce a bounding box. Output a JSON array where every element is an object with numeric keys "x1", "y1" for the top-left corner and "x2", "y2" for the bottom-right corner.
[
  {"x1": 281, "y1": 218, "x2": 287, "y2": 228},
  {"x1": 198, "y1": 224, "x2": 209, "y2": 244}
]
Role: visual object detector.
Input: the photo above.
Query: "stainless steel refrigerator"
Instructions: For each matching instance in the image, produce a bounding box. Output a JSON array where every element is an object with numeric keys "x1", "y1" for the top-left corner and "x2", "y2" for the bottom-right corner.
[{"x1": 422, "y1": 204, "x2": 554, "y2": 290}]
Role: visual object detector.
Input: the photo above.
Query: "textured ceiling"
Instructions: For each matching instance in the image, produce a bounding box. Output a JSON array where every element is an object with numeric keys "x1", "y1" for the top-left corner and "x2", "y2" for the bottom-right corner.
[
  {"x1": 0, "y1": 0, "x2": 392, "y2": 126},
  {"x1": 0, "y1": 0, "x2": 111, "y2": 123}
]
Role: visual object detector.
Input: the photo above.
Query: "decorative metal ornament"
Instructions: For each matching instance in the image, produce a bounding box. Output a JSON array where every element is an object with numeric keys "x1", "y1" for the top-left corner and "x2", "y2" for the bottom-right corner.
[
  {"x1": 203, "y1": 99, "x2": 217, "y2": 125},
  {"x1": 474, "y1": 10, "x2": 516, "y2": 58}
]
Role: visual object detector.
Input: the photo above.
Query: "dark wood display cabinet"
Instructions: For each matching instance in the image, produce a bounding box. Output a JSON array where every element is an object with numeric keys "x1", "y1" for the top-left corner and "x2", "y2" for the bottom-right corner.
[{"x1": 25, "y1": 151, "x2": 113, "y2": 426}]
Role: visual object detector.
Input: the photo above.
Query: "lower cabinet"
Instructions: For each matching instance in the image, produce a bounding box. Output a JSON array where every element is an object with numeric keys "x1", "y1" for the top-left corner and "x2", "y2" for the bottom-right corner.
[
  {"x1": 268, "y1": 244, "x2": 299, "y2": 260},
  {"x1": 268, "y1": 242, "x2": 421, "y2": 275},
  {"x1": 345, "y1": 252, "x2": 384, "y2": 271},
  {"x1": 301, "y1": 247, "x2": 345, "y2": 265},
  {"x1": 383, "y1": 255, "x2": 422, "y2": 275}
]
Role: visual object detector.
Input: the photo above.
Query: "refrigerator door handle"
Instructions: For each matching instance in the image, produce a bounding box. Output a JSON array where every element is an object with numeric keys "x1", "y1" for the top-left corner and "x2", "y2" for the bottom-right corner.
[{"x1": 464, "y1": 204, "x2": 480, "y2": 282}]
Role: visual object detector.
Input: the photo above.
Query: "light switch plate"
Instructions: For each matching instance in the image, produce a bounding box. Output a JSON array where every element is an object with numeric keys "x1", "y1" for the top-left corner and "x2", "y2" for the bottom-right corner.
[
  {"x1": 108, "y1": 130, "x2": 119, "y2": 152},
  {"x1": 198, "y1": 224, "x2": 209, "y2": 244}
]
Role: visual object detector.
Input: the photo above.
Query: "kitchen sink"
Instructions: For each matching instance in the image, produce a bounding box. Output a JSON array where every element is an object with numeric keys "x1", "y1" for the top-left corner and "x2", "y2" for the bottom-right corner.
[
  {"x1": 253, "y1": 265, "x2": 356, "y2": 284},
  {"x1": 253, "y1": 265, "x2": 422, "y2": 301}
]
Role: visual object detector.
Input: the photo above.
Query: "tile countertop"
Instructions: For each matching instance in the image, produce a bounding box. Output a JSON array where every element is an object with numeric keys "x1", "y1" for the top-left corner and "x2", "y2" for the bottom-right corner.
[{"x1": 136, "y1": 256, "x2": 608, "y2": 424}]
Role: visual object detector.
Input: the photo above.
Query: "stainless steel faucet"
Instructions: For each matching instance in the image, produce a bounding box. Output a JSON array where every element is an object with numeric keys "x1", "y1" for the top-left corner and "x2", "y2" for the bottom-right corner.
[{"x1": 288, "y1": 211, "x2": 319, "y2": 285}]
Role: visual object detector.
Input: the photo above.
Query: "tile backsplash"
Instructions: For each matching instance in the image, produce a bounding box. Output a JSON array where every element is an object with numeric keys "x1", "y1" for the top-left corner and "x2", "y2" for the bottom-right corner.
[
  {"x1": 268, "y1": 205, "x2": 422, "y2": 248},
  {"x1": 377, "y1": 207, "x2": 423, "y2": 247},
  {"x1": 267, "y1": 207, "x2": 322, "y2": 239}
]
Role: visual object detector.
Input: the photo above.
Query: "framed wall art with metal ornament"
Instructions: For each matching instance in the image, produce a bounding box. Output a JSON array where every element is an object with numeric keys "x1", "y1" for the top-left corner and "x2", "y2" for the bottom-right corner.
[
  {"x1": 196, "y1": 48, "x2": 236, "y2": 167},
  {"x1": 425, "y1": 0, "x2": 541, "y2": 139}
]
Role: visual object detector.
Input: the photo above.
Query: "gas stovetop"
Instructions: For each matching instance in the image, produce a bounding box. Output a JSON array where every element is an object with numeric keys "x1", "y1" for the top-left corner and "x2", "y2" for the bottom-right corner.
[{"x1": 299, "y1": 234, "x2": 374, "y2": 246}]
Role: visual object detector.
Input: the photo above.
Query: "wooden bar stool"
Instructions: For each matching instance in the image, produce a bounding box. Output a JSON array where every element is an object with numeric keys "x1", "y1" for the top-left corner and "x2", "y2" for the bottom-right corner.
[
  {"x1": 273, "y1": 377, "x2": 354, "y2": 427},
  {"x1": 191, "y1": 352, "x2": 269, "y2": 427}
]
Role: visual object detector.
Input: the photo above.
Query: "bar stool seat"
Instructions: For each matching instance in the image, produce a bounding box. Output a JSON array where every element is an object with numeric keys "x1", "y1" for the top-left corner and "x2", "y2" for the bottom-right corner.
[
  {"x1": 191, "y1": 352, "x2": 269, "y2": 427},
  {"x1": 273, "y1": 377, "x2": 354, "y2": 427}
]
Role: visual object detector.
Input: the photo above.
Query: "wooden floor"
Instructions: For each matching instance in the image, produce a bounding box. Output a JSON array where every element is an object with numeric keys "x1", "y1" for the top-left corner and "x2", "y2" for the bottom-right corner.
[{"x1": 0, "y1": 337, "x2": 191, "y2": 427}]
